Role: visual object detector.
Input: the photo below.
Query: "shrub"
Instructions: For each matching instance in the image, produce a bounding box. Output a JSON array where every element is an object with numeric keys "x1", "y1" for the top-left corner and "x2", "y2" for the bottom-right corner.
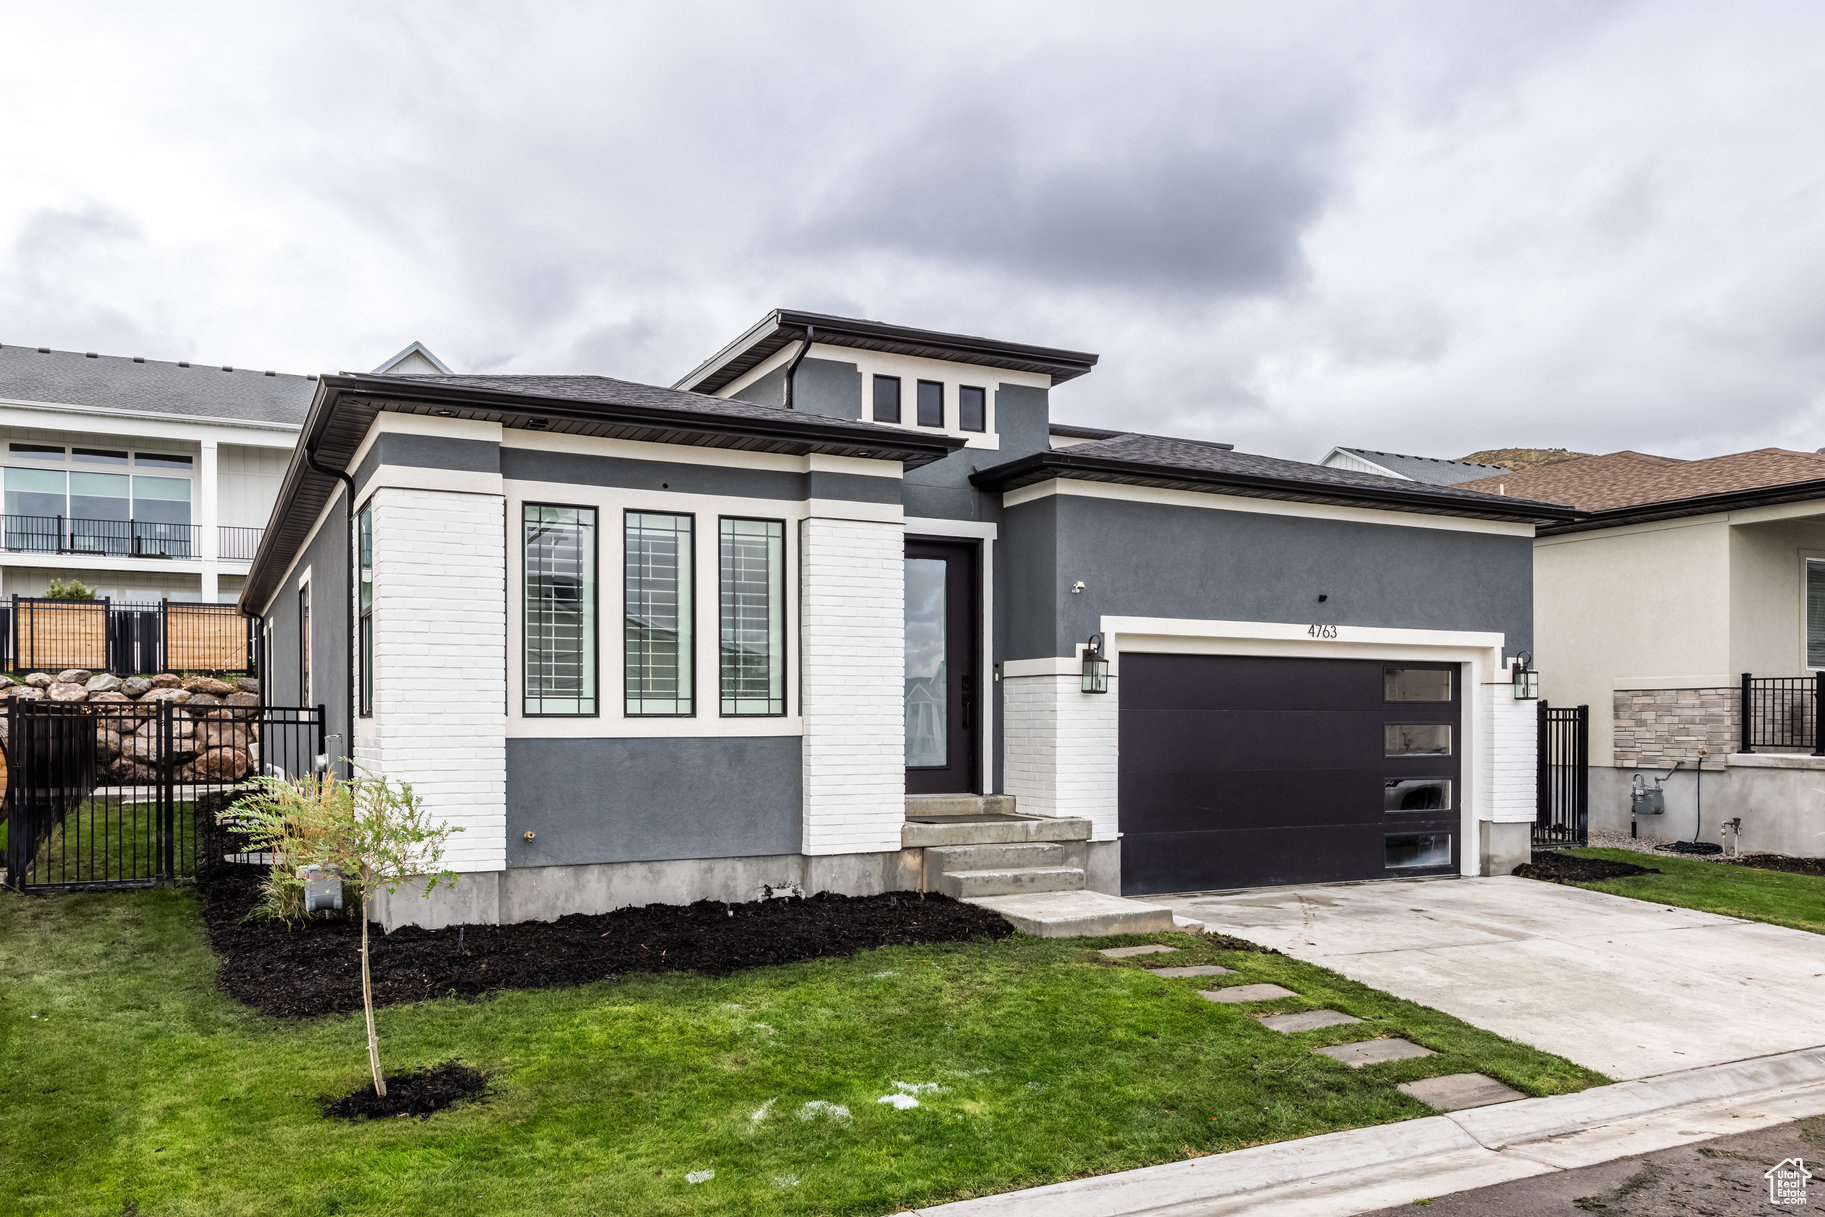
[{"x1": 43, "y1": 578, "x2": 96, "y2": 600}]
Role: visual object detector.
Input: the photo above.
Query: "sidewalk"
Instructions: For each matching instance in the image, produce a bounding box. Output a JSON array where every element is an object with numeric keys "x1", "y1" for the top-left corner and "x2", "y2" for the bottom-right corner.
[{"x1": 906, "y1": 1044, "x2": 1825, "y2": 1216}]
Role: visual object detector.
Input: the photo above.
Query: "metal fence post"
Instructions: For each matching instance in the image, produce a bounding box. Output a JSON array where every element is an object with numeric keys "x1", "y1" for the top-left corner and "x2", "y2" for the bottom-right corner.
[
  {"x1": 156, "y1": 699, "x2": 173, "y2": 881},
  {"x1": 1740, "y1": 673, "x2": 1754, "y2": 754},
  {"x1": 1574, "y1": 704, "x2": 1590, "y2": 846},
  {"x1": 3, "y1": 698, "x2": 17, "y2": 886}
]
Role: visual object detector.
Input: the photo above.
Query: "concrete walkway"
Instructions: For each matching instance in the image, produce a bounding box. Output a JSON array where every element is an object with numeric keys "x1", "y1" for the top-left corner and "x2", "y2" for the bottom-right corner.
[
  {"x1": 910, "y1": 1045, "x2": 1825, "y2": 1216},
  {"x1": 1152, "y1": 875, "x2": 1825, "y2": 1079}
]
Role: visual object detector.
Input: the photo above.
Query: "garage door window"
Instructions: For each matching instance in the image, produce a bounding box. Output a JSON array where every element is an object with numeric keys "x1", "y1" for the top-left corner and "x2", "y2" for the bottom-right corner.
[
  {"x1": 1385, "y1": 668, "x2": 1451, "y2": 701},
  {"x1": 1385, "y1": 724, "x2": 1452, "y2": 755},
  {"x1": 1386, "y1": 832, "x2": 1451, "y2": 869},
  {"x1": 1384, "y1": 778, "x2": 1452, "y2": 812}
]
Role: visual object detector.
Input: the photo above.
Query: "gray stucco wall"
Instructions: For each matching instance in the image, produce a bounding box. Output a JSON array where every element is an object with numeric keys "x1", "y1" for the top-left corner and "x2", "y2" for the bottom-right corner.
[
  {"x1": 732, "y1": 357, "x2": 862, "y2": 420},
  {"x1": 259, "y1": 485, "x2": 352, "y2": 766},
  {"x1": 903, "y1": 382, "x2": 1050, "y2": 522},
  {"x1": 353, "y1": 432, "x2": 500, "y2": 489},
  {"x1": 506, "y1": 736, "x2": 803, "y2": 867},
  {"x1": 1002, "y1": 494, "x2": 1535, "y2": 660}
]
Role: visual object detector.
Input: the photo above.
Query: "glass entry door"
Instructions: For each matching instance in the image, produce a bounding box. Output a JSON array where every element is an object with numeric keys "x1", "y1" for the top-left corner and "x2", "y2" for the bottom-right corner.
[{"x1": 905, "y1": 540, "x2": 979, "y2": 795}]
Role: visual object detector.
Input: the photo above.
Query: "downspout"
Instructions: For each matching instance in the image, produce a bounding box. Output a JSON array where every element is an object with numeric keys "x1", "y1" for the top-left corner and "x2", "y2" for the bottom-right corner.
[
  {"x1": 304, "y1": 440, "x2": 358, "y2": 773},
  {"x1": 781, "y1": 324, "x2": 815, "y2": 411}
]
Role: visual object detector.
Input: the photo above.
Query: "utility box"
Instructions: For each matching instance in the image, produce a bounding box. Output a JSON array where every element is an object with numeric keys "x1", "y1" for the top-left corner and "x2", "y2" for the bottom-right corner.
[{"x1": 299, "y1": 864, "x2": 344, "y2": 914}]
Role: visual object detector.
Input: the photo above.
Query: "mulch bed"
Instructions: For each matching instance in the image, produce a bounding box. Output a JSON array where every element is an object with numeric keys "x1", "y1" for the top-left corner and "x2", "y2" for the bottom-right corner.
[
  {"x1": 194, "y1": 797, "x2": 1014, "y2": 1019},
  {"x1": 1727, "y1": 853, "x2": 1825, "y2": 878},
  {"x1": 1513, "y1": 851, "x2": 1661, "y2": 884},
  {"x1": 323, "y1": 1061, "x2": 488, "y2": 1121}
]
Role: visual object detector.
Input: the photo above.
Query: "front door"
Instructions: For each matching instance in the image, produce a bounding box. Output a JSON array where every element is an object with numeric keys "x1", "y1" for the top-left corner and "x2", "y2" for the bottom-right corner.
[{"x1": 905, "y1": 540, "x2": 979, "y2": 794}]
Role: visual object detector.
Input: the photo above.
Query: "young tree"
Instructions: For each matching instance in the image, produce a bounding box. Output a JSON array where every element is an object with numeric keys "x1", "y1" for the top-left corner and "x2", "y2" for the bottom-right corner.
[{"x1": 225, "y1": 768, "x2": 460, "y2": 1096}]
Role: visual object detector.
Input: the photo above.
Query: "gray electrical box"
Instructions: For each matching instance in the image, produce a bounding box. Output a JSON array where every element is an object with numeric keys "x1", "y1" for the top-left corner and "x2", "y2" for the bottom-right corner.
[
  {"x1": 1630, "y1": 773, "x2": 1667, "y2": 816},
  {"x1": 299, "y1": 864, "x2": 344, "y2": 914}
]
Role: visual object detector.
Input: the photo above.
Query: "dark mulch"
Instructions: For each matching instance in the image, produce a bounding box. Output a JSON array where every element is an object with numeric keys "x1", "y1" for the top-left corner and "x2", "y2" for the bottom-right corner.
[
  {"x1": 323, "y1": 1061, "x2": 488, "y2": 1121},
  {"x1": 1514, "y1": 851, "x2": 1661, "y2": 883},
  {"x1": 1727, "y1": 853, "x2": 1825, "y2": 877},
  {"x1": 194, "y1": 796, "x2": 1014, "y2": 1019},
  {"x1": 1201, "y1": 932, "x2": 1280, "y2": 955}
]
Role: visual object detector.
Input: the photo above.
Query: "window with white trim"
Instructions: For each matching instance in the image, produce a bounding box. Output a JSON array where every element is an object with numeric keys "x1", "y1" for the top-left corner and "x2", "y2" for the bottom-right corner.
[
  {"x1": 625, "y1": 511, "x2": 693, "y2": 715},
  {"x1": 719, "y1": 518, "x2": 785, "y2": 715},
  {"x1": 358, "y1": 502, "x2": 373, "y2": 717},
  {"x1": 523, "y1": 504, "x2": 597, "y2": 716}
]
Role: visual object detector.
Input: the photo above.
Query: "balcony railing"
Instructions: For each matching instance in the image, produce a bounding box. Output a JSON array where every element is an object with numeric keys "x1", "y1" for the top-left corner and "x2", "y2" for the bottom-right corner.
[
  {"x1": 1740, "y1": 673, "x2": 1825, "y2": 754},
  {"x1": 0, "y1": 514, "x2": 199, "y2": 559},
  {"x1": 219, "y1": 525, "x2": 264, "y2": 561}
]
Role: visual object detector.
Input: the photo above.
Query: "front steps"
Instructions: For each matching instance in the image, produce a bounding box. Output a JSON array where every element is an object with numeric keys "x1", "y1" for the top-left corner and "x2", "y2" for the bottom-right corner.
[{"x1": 903, "y1": 794, "x2": 1173, "y2": 936}]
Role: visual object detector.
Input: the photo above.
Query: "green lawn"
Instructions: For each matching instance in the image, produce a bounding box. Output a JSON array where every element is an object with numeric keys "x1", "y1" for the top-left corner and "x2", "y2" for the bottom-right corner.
[
  {"x1": 11, "y1": 799, "x2": 195, "y2": 887},
  {"x1": 1559, "y1": 847, "x2": 1825, "y2": 935},
  {"x1": 0, "y1": 890, "x2": 1603, "y2": 1217}
]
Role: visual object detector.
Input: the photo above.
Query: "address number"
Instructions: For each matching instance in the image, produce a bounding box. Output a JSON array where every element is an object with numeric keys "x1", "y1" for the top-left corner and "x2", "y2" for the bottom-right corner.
[{"x1": 1307, "y1": 624, "x2": 1339, "y2": 639}]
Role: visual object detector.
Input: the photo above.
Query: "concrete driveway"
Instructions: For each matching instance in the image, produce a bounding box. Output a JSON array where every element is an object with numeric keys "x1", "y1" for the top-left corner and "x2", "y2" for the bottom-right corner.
[{"x1": 1154, "y1": 875, "x2": 1825, "y2": 1080}]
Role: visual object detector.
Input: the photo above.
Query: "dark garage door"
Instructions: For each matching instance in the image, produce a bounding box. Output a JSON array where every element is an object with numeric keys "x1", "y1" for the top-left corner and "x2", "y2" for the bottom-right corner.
[{"x1": 1119, "y1": 653, "x2": 1460, "y2": 896}]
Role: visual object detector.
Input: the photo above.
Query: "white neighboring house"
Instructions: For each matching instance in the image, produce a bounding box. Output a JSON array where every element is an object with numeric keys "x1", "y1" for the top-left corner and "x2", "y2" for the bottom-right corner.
[
  {"x1": 1320, "y1": 447, "x2": 1509, "y2": 487},
  {"x1": 0, "y1": 341, "x2": 443, "y2": 607}
]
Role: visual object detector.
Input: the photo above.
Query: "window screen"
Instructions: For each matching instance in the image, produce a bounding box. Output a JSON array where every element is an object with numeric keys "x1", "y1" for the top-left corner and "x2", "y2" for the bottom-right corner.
[
  {"x1": 625, "y1": 511, "x2": 693, "y2": 715},
  {"x1": 523, "y1": 505, "x2": 597, "y2": 716},
  {"x1": 720, "y1": 518, "x2": 785, "y2": 715},
  {"x1": 1809, "y1": 560, "x2": 1825, "y2": 668}
]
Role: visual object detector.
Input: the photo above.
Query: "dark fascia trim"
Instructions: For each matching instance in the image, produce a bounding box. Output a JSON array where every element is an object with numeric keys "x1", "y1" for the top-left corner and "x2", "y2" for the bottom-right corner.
[
  {"x1": 1048, "y1": 422, "x2": 1128, "y2": 441},
  {"x1": 676, "y1": 308, "x2": 1101, "y2": 394},
  {"x1": 241, "y1": 373, "x2": 963, "y2": 611},
  {"x1": 1538, "y1": 477, "x2": 1825, "y2": 535},
  {"x1": 970, "y1": 449, "x2": 1584, "y2": 525}
]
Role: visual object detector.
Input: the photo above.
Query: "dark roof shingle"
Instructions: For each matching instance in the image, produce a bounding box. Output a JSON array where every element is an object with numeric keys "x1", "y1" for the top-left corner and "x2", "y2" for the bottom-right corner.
[
  {"x1": 1456, "y1": 448, "x2": 1825, "y2": 510},
  {"x1": 0, "y1": 345, "x2": 313, "y2": 426}
]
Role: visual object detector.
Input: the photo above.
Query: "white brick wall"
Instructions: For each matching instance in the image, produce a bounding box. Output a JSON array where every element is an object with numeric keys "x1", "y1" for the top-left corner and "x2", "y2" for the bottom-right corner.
[
  {"x1": 365, "y1": 487, "x2": 507, "y2": 872},
  {"x1": 1486, "y1": 682, "x2": 1538, "y2": 824},
  {"x1": 1002, "y1": 673, "x2": 1119, "y2": 840},
  {"x1": 799, "y1": 516, "x2": 904, "y2": 854}
]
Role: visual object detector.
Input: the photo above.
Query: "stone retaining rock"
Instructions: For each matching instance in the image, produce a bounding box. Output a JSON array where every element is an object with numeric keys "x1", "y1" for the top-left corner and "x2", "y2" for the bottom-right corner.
[
  {"x1": 149, "y1": 673, "x2": 182, "y2": 689},
  {"x1": 56, "y1": 669, "x2": 91, "y2": 684},
  {"x1": 84, "y1": 673, "x2": 123, "y2": 693}
]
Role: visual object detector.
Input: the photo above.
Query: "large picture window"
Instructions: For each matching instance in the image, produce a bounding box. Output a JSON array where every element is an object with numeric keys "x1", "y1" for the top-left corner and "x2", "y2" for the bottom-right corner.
[
  {"x1": 720, "y1": 518, "x2": 785, "y2": 716},
  {"x1": 358, "y1": 503, "x2": 373, "y2": 718},
  {"x1": 625, "y1": 511, "x2": 693, "y2": 715},
  {"x1": 523, "y1": 504, "x2": 597, "y2": 716}
]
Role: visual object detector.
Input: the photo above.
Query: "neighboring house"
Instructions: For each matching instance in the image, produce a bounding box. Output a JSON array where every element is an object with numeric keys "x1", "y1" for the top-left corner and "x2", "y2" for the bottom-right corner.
[
  {"x1": 1319, "y1": 447, "x2": 1510, "y2": 486},
  {"x1": 0, "y1": 341, "x2": 441, "y2": 609},
  {"x1": 243, "y1": 309, "x2": 1570, "y2": 929},
  {"x1": 1457, "y1": 448, "x2": 1825, "y2": 855}
]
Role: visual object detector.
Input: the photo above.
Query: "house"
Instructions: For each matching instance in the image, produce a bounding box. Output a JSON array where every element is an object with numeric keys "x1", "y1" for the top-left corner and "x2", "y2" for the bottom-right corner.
[
  {"x1": 1456, "y1": 448, "x2": 1825, "y2": 855},
  {"x1": 1318, "y1": 447, "x2": 1510, "y2": 486},
  {"x1": 243, "y1": 310, "x2": 1572, "y2": 929}
]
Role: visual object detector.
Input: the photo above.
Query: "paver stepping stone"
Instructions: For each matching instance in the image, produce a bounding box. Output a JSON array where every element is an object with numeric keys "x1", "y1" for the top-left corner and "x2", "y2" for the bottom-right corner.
[
  {"x1": 1317, "y1": 1038, "x2": 1435, "y2": 1067},
  {"x1": 1399, "y1": 1073, "x2": 1525, "y2": 1111},
  {"x1": 1259, "y1": 1008, "x2": 1363, "y2": 1033},
  {"x1": 1100, "y1": 944, "x2": 1179, "y2": 958},
  {"x1": 1148, "y1": 965, "x2": 1235, "y2": 978},
  {"x1": 1199, "y1": 983, "x2": 1298, "y2": 1003}
]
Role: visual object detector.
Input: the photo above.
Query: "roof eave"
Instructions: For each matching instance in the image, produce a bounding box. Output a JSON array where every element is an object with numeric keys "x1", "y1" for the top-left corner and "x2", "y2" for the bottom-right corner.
[{"x1": 1538, "y1": 478, "x2": 1825, "y2": 535}]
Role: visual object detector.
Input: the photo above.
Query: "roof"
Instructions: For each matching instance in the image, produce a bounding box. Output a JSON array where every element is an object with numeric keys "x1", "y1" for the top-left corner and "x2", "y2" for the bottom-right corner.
[
  {"x1": 972, "y1": 432, "x2": 1578, "y2": 524},
  {"x1": 1049, "y1": 422, "x2": 1128, "y2": 441},
  {"x1": 241, "y1": 371, "x2": 963, "y2": 610},
  {"x1": 1328, "y1": 447, "x2": 1510, "y2": 486},
  {"x1": 676, "y1": 309, "x2": 1100, "y2": 395},
  {"x1": 372, "y1": 341, "x2": 452, "y2": 375},
  {"x1": 0, "y1": 343, "x2": 314, "y2": 427},
  {"x1": 1457, "y1": 448, "x2": 1825, "y2": 512}
]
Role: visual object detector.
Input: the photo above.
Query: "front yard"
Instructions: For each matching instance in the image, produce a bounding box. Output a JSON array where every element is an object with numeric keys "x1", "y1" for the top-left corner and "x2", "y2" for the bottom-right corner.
[
  {"x1": 1540, "y1": 847, "x2": 1825, "y2": 935},
  {"x1": 1, "y1": 890, "x2": 1602, "y2": 1217}
]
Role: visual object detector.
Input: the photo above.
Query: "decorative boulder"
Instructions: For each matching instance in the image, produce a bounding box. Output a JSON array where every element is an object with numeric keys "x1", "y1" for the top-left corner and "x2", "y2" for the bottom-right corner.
[
  {"x1": 47, "y1": 682, "x2": 87, "y2": 703},
  {"x1": 88, "y1": 690, "x2": 131, "y2": 704},
  {"x1": 121, "y1": 677, "x2": 153, "y2": 698},
  {"x1": 84, "y1": 673, "x2": 123, "y2": 694},
  {"x1": 184, "y1": 692, "x2": 224, "y2": 710},
  {"x1": 186, "y1": 747, "x2": 252, "y2": 782},
  {"x1": 56, "y1": 669, "x2": 90, "y2": 684},
  {"x1": 234, "y1": 676, "x2": 260, "y2": 695},
  {"x1": 149, "y1": 673, "x2": 182, "y2": 689},
  {"x1": 225, "y1": 690, "x2": 259, "y2": 708},
  {"x1": 142, "y1": 688, "x2": 192, "y2": 704},
  {"x1": 199, "y1": 720, "x2": 254, "y2": 752},
  {"x1": 182, "y1": 676, "x2": 237, "y2": 697},
  {"x1": 0, "y1": 675, "x2": 14, "y2": 690},
  {"x1": 11, "y1": 687, "x2": 43, "y2": 701},
  {"x1": 23, "y1": 673, "x2": 51, "y2": 688}
]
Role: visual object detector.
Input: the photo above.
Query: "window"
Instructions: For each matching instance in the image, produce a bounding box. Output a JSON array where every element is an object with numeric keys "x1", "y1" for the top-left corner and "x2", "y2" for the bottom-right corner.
[
  {"x1": 1384, "y1": 778, "x2": 1452, "y2": 812},
  {"x1": 72, "y1": 447, "x2": 128, "y2": 465},
  {"x1": 1385, "y1": 724, "x2": 1452, "y2": 756},
  {"x1": 720, "y1": 518, "x2": 785, "y2": 715},
  {"x1": 1385, "y1": 668, "x2": 1452, "y2": 701},
  {"x1": 135, "y1": 452, "x2": 193, "y2": 469},
  {"x1": 872, "y1": 375, "x2": 902, "y2": 423},
  {"x1": 1808, "y1": 559, "x2": 1825, "y2": 668},
  {"x1": 1386, "y1": 832, "x2": 1452, "y2": 869},
  {"x1": 358, "y1": 503, "x2": 373, "y2": 717},
  {"x1": 68, "y1": 472, "x2": 130, "y2": 555},
  {"x1": 298, "y1": 582, "x2": 311, "y2": 707},
  {"x1": 625, "y1": 511, "x2": 693, "y2": 715},
  {"x1": 917, "y1": 380, "x2": 944, "y2": 428},
  {"x1": 523, "y1": 505, "x2": 597, "y2": 715},
  {"x1": 959, "y1": 385, "x2": 986, "y2": 433},
  {"x1": 9, "y1": 443, "x2": 62, "y2": 460}
]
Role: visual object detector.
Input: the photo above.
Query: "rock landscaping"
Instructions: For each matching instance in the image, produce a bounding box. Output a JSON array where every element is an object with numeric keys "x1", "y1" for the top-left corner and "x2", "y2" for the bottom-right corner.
[
  {"x1": 0, "y1": 670, "x2": 260, "y2": 785},
  {"x1": 195, "y1": 806, "x2": 1014, "y2": 1018}
]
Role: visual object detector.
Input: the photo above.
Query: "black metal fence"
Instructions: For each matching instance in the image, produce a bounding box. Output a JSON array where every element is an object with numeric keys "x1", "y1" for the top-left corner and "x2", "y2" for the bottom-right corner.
[
  {"x1": 3, "y1": 700, "x2": 324, "y2": 891},
  {"x1": 0, "y1": 514, "x2": 201, "y2": 559},
  {"x1": 0, "y1": 596, "x2": 258, "y2": 676},
  {"x1": 1740, "y1": 673, "x2": 1824, "y2": 754},
  {"x1": 1535, "y1": 701, "x2": 1590, "y2": 848}
]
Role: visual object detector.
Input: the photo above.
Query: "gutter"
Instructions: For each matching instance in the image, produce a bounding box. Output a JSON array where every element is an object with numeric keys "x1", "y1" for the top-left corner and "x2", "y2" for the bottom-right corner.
[
  {"x1": 1538, "y1": 476, "x2": 1825, "y2": 535},
  {"x1": 303, "y1": 436, "x2": 357, "y2": 765},
  {"x1": 781, "y1": 323, "x2": 814, "y2": 411}
]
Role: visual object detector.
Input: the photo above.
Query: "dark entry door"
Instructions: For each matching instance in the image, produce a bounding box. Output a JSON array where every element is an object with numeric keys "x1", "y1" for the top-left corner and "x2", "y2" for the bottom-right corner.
[
  {"x1": 1118, "y1": 653, "x2": 1460, "y2": 895},
  {"x1": 905, "y1": 540, "x2": 979, "y2": 795}
]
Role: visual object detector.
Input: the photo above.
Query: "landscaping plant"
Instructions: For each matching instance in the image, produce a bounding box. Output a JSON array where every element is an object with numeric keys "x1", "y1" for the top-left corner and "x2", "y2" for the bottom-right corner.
[
  {"x1": 42, "y1": 577, "x2": 96, "y2": 600},
  {"x1": 224, "y1": 768, "x2": 461, "y2": 1096}
]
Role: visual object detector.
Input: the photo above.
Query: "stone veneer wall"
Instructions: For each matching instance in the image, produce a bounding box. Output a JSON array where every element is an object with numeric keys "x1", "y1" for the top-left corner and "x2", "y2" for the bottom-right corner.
[{"x1": 1613, "y1": 687, "x2": 1736, "y2": 770}]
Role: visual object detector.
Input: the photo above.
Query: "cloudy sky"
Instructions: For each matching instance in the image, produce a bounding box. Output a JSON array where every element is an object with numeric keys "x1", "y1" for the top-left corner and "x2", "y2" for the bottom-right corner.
[{"x1": 5, "y1": 2, "x2": 1824, "y2": 463}]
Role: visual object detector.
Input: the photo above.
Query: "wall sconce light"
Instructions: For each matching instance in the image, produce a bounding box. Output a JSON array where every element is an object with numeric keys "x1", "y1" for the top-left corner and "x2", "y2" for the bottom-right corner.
[
  {"x1": 1081, "y1": 632, "x2": 1110, "y2": 694},
  {"x1": 1511, "y1": 650, "x2": 1540, "y2": 701}
]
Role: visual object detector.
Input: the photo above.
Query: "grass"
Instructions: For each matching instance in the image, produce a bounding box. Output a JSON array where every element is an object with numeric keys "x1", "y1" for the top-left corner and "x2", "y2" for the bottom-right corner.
[
  {"x1": 0, "y1": 890, "x2": 1604, "y2": 1217},
  {"x1": 1559, "y1": 847, "x2": 1825, "y2": 935},
  {"x1": 12, "y1": 800, "x2": 195, "y2": 886}
]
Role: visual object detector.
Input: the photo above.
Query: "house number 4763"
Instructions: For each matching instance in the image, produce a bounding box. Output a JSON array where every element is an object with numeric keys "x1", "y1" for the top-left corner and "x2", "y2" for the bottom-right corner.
[{"x1": 1307, "y1": 624, "x2": 1339, "y2": 639}]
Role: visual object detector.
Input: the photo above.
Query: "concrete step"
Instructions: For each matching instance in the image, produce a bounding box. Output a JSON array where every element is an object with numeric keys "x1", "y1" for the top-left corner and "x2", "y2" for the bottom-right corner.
[
  {"x1": 903, "y1": 815, "x2": 1093, "y2": 848},
  {"x1": 936, "y1": 865, "x2": 1086, "y2": 899},
  {"x1": 966, "y1": 890, "x2": 1177, "y2": 938},
  {"x1": 905, "y1": 793, "x2": 1018, "y2": 817},
  {"x1": 924, "y1": 842, "x2": 1066, "y2": 872}
]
